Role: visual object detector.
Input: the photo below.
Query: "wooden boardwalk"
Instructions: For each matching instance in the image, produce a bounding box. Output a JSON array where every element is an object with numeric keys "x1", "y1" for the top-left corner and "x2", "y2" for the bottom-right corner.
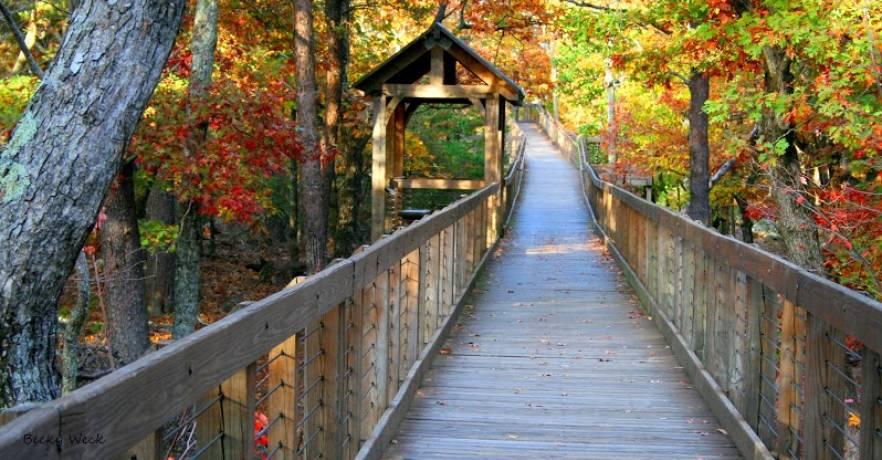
[{"x1": 383, "y1": 124, "x2": 740, "y2": 459}]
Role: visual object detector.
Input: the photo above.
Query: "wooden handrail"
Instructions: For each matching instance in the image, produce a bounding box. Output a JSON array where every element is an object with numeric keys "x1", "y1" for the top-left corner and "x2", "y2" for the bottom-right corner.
[
  {"x1": 0, "y1": 133, "x2": 528, "y2": 459},
  {"x1": 527, "y1": 103, "x2": 882, "y2": 460}
]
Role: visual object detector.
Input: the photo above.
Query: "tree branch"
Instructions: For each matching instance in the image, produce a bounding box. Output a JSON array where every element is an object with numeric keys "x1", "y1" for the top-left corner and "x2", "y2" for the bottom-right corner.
[
  {"x1": 0, "y1": 0, "x2": 43, "y2": 78},
  {"x1": 709, "y1": 158, "x2": 736, "y2": 188}
]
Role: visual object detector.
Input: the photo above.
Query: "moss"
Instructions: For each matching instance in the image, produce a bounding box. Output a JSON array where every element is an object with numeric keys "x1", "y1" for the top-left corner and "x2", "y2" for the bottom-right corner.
[{"x1": 0, "y1": 112, "x2": 36, "y2": 203}]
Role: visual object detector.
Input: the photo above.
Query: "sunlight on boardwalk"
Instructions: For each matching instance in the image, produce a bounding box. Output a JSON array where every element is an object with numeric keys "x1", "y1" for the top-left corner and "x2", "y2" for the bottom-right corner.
[{"x1": 383, "y1": 124, "x2": 740, "y2": 459}]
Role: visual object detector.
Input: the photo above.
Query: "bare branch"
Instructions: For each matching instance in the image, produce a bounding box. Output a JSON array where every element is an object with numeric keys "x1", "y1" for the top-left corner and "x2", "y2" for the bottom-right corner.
[
  {"x1": 709, "y1": 159, "x2": 736, "y2": 188},
  {"x1": 0, "y1": 0, "x2": 44, "y2": 78}
]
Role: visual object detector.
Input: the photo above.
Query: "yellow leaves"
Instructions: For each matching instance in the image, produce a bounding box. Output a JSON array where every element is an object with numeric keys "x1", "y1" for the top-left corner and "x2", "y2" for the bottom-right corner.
[{"x1": 847, "y1": 411, "x2": 860, "y2": 429}]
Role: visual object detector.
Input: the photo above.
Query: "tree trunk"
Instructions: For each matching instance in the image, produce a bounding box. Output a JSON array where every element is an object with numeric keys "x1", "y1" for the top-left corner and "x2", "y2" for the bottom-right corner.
[
  {"x1": 172, "y1": 0, "x2": 218, "y2": 338},
  {"x1": 325, "y1": 0, "x2": 351, "y2": 258},
  {"x1": 172, "y1": 204, "x2": 201, "y2": 338},
  {"x1": 62, "y1": 251, "x2": 90, "y2": 395},
  {"x1": 685, "y1": 71, "x2": 711, "y2": 225},
  {"x1": 734, "y1": 195, "x2": 754, "y2": 244},
  {"x1": 0, "y1": 0, "x2": 185, "y2": 408},
  {"x1": 294, "y1": 0, "x2": 327, "y2": 273},
  {"x1": 145, "y1": 185, "x2": 176, "y2": 314},
  {"x1": 100, "y1": 159, "x2": 150, "y2": 365},
  {"x1": 604, "y1": 56, "x2": 617, "y2": 164},
  {"x1": 761, "y1": 46, "x2": 825, "y2": 273}
]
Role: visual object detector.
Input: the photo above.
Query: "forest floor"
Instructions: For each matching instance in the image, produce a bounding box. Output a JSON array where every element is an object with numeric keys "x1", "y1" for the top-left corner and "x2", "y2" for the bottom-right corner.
[{"x1": 57, "y1": 224, "x2": 291, "y2": 386}]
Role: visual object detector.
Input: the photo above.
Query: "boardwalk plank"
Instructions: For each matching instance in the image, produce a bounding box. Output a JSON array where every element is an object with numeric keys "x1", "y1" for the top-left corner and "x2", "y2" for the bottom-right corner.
[{"x1": 382, "y1": 124, "x2": 738, "y2": 459}]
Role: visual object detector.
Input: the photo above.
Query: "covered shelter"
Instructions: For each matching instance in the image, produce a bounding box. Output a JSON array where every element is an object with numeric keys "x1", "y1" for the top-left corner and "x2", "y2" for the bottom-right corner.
[{"x1": 354, "y1": 22, "x2": 525, "y2": 241}]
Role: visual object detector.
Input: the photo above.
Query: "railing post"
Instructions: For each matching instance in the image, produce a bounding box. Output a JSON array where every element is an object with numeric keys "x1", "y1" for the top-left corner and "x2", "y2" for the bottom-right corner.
[
  {"x1": 387, "y1": 261, "x2": 402, "y2": 402},
  {"x1": 401, "y1": 250, "x2": 420, "y2": 381},
  {"x1": 742, "y1": 276, "x2": 764, "y2": 431},
  {"x1": 196, "y1": 363, "x2": 256, "y2": 459},
  {"x1": 267, "y1": 335, "x2": 298, "y2": 460},
  {"x1": 804, "y1": 314, "x2": 846, "y2": 459},
  {"x1": 370, "y1": 272, "x2": 390, "y2": 435},
  {"x1": 774, "y1": 300, "x2": 798, "y2": 457},
  {"x1": 302, "y1": 320, "x2": 324, "y2": 459},
  {"x1": 320, "y1": 304, "x2": 346, "y2": 460},
  {"x1": 860, "y1": 349, "x2": 881, "y2": 458}
]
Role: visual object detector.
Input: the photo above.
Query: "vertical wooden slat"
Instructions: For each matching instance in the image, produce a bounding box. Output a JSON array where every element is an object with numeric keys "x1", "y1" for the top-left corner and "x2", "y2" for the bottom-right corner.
[
  {"x1": 196, "y1": 365, "x2": 255, "y2": 459},
  {"x1": 680, "y1": 244, "x2": 696, "y2": 348},
  {"x1": 420, "y1": 236, "x2": 440, "y2": 346},
  {"x1": 712, "y1": 262, "x2": 731, "y2": 390},
  {"x1": 793, "y1": 307, "x2": 807, "y2": 457},
  {"x1": 704, "y1": 255, "x2": 719, "y2": 372},
  {"x1": 320, "y1": 305, "x2": 345, "y2": 460},
  {"x1": 373, "y1": 272, "x2": 390, "y2": 428},
  {"x1": 775, "y1": 300, "x2": 797, "y2": 457},
  {"x1": 692, "y1": 249, "x2": 707, "y2": 359},
  {"x1": 804, "y1": 314, "x2": 846, "y2": 460},
  {"x1": 440, "y1": 225, "x2": 454, "y2": 323},
  {"x1": 743, "y1": 276, "x2": 764, "y2": 430},
  {"x1": 304, "y1": 320, "x2": 324, "y2": 459},
  {"x1": 860, "y1": 349, "x2": 881, "y2": 459},
  {"x1": 402, "y1": 250, "x2": 420, "y2": 378},
  {"x1": 730, "y1": 270, "x2": 749, "y2": 413},
  {"x1": 348, "y1": 289, "x2": 365, "y2": 455},
  {"x1": 267, "y1": 335, "x2": 298, "y2": 460},
  {"x1": 672, "y1": 236, "x2": 684, "y2": 330},
  {"x1": 358, "y1": 283, "x2": 376, "y2": 445},
  {"x1": 387, "y1": 261, "x2": 401, "y2": 402},
  {"x1": 758, "y1": 287, "x2": 780, "y2": 447}
]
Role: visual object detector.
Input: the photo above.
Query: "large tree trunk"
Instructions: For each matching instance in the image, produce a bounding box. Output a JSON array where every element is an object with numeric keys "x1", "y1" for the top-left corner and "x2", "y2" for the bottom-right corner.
[
  {"x1": 145, "y1": 185, "x2": 176, "y2": 314},
  {"x1": 0, "y1": 0, "x2": 185, "y2": 408},
  {"x1": 685, "y1": 71, "x2": 711, "y2": 225},
  {"x1": 100, "y1": 159, "x2": 150, "y2": 365},
  {"x1": 294, "y1": 0, "x2": 327, "y2": 273},
  {"x1": 172, "y1": 0, "x2": 218, "y2": 338},
  {"x1": 325, "y1": 0, "x2": 351, "y2": 257},
  {"x1": 761, "y1": 46, "x2": 825, "y2": 273}
]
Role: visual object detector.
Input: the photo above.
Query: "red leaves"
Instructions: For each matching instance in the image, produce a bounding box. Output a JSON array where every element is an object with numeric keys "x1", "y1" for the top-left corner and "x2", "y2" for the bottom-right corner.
[{"x1": 254, "y1": 410, "x2": 269, "y2": 460}]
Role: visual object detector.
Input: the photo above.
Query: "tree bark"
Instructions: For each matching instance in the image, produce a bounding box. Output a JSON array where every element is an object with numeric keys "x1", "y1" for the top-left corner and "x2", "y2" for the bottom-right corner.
[
  {"x1": 294, "y1": 0, "x2": 327, "y2": 273},
  {"x1": 61, "y1": 251, "x2": 90, "y2": 395},
  {"x1": 172, "y1": 203, "x2": 201, "y2": 338},
  {"x1": 99, "y1": 159, "x2": 150, "y2": 366},
  {"x1": 173, "y1": 0, "x2": 218, "y2": 338},
  {"x1": 145, "y1": 185, "x2": 176, "y2": 314},
  {"x1": 761, "y1": 46, "x2": 825, "y2": 273},
  {"x1": 0, "y1": 0, "x2": 185, "y2": 407},
  {"x1": 685, "y1": 71, "x2": 711, "y2": 225},
  {"x1": 325, "y1": 0, "x2": 351, "y2": 258}
]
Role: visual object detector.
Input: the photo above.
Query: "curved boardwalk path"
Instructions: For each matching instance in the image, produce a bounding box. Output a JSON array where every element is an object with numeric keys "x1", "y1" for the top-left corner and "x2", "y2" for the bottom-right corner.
[{"x1": 382, "y1": 124, "x2": 739, "y2": 459}]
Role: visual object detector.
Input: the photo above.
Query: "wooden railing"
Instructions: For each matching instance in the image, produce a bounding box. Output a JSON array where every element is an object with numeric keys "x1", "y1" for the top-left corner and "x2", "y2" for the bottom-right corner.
[
  {"x1": 528, "y1": 104, "x2": 882, "y2": 460},
  {"x1": 0, "y1": 132, "x2": 527, "y2": 460}
]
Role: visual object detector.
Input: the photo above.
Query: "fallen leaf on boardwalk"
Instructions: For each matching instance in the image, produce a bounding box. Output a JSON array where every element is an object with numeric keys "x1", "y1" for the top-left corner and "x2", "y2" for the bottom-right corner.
[
  {"x1": 440, "y1": 347, "x2": 452, "y2": 355},
  {"x1": 716, "y1": 428, "x2": 728, "y2": 436}
]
